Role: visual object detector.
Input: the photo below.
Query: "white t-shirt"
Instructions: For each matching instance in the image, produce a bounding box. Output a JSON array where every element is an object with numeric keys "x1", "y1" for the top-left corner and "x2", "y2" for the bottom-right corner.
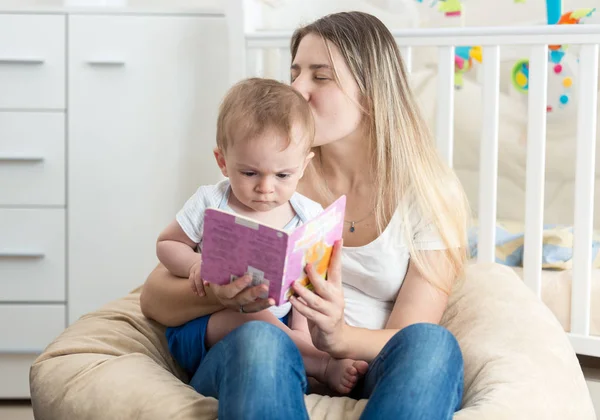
[
  {"x1": 341, "y1": 205, "x2": 447, "y2": 330},
  {"x1": 176, "y1": 178, "x2": 324, "y2": 319}
]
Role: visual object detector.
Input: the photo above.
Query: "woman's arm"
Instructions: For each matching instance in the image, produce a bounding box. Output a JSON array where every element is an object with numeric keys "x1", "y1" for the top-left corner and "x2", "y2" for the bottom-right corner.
[
  {"x1": 333, "y1": 252, "x2": 450, "y2": 361},
  {"x1": 291, "y1": 246, "x2": 453, "y2": 362},
  {"x1": 140, "y1": 263, "x2": 276, "y2": 327}
]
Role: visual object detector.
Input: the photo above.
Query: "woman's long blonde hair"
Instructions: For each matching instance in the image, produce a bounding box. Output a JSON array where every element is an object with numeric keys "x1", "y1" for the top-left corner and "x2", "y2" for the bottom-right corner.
[{"x1": 291, "y1": 12, "x2": 471, "y2": 294}]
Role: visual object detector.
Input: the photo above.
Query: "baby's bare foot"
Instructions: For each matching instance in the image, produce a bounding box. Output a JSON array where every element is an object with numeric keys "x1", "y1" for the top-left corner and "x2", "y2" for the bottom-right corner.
[{"x1": 324, "y1": 358, "x2": 369, "y2": 395}]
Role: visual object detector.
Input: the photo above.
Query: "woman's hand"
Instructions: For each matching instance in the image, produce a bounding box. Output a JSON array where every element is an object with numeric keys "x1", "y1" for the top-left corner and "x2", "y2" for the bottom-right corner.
[
  {"x1": 207, "y1": 274, "x2": 275, "y2": 313},
  {"x1": 289, "y1": 240, "x2": 348, "y2": 358}
]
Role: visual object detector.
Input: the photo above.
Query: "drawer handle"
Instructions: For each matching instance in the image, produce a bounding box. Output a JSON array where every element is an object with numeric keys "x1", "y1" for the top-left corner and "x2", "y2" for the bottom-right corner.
[
  {"x1": 0, "y1": 252, "x2": 45, "y2": 259},
  {"x1": 86, "y1": 59, "x2": 126, "y2": 67},
  {"x1": 0, "y1": 156, "x2": 44, "y2": 163},
  {"x1": 0, "y1": 57, "x2": 44, "y2": 65}
]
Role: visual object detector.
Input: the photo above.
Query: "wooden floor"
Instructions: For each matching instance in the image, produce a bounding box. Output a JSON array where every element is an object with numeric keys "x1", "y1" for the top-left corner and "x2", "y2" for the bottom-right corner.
[
  {"x1": 582, "y1": 355, "x2": 600, "y2": 419},
  {"x1": 0, "y1": 400, "x2": 33, "y2": 420}
]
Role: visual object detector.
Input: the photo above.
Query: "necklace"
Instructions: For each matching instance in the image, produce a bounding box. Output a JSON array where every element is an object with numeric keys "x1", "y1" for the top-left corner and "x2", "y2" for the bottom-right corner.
[{"x1": 345, "y1": 210, "x2": 374, "y2": 233}]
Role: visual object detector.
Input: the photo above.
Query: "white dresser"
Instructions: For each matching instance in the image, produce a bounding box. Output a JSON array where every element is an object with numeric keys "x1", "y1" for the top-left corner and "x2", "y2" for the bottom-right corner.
[{"x1": 0, "y1": 0, "x2": 229, "y2": 398}]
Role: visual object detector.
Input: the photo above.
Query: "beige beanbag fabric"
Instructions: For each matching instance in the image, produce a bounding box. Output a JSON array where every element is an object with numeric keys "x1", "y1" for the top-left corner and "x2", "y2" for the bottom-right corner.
[{"x1": 30, "y1": 263, "x2": 595, "y2": 419}]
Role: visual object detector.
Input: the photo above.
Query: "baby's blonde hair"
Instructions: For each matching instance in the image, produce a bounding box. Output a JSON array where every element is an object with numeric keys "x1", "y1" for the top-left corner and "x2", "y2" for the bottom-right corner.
[
  {"x1": 291, "y1": 12, "x2": 471, "y2": 294},
  {"x1": 216, "y1": 77, "x2": 314, "y2": 153}
]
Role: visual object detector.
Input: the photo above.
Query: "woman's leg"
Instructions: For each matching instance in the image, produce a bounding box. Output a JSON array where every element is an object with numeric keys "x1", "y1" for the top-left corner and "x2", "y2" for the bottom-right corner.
[
  {"x1": 190, "y1": 320, "x2": 310, "y2": 420},
  {"x1": 358, "y1": 323, "x2": 464, "y2": 420}
]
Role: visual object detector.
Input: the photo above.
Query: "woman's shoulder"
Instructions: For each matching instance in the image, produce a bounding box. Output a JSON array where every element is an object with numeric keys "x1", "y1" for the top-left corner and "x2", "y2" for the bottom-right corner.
[{"x1": 393, "y1": 196, "x2": 453, "y2": 251}]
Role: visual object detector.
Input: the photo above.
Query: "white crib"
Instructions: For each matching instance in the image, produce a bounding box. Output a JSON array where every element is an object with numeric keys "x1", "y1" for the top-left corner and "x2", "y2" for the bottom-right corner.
[{"x1": 225, "y1": 5, "x2": 600, "y2": 357}]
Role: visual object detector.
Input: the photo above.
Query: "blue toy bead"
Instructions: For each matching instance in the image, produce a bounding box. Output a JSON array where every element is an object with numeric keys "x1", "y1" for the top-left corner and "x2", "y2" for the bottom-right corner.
[
  {"x1": 549, "y1": 50, "x2": 565, "y2": 64},
  {"x1": 560, "y1": 95, "x2": 569, "y2": 104}
]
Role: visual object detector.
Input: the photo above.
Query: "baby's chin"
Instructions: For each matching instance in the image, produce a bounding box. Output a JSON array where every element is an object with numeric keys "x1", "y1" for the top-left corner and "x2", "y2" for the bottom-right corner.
[{"x1": 247, "y1": 200, "x2": 281, "y2": 212}]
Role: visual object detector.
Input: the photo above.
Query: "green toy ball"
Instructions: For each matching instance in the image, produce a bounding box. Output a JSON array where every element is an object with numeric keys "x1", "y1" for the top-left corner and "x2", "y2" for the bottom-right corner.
[{"x1": 511, "y1": 59, "x2": 529, "y2": 93}]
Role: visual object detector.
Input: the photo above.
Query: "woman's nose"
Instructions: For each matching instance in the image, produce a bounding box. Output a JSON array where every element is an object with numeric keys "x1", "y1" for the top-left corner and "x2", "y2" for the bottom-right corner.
[{"x1": 291, "y1": 77, "x2": 310, "y2": 101}]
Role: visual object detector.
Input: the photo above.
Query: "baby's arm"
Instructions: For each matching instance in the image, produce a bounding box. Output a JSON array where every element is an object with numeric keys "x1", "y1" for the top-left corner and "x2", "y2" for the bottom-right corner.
[
  {"x1": 156, "y1": 219, "x2": 200, "y2": 279},
  {"x1": 290, "y1": 306, "x2": 311, "y2": 337}
]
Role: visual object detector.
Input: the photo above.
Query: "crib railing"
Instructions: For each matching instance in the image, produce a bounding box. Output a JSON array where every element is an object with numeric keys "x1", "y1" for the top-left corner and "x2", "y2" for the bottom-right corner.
[{"x1": 242, "y1": 24, "x2": 600, "y2": 356}]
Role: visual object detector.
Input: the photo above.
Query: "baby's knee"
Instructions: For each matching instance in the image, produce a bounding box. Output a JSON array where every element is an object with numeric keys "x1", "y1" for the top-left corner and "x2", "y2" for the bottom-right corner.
[
  {"x1": 232, "y1": 320, "x2": 282, "y2": 339},
  {"x1": 232, "y1": 321, "x2": 293, "y2": 351},
  {"x1": 230, "y1": 321, "x2": 297, "y2": 357}
]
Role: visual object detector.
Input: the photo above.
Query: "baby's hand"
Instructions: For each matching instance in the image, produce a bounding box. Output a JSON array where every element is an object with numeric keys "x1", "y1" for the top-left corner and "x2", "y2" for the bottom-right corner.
[{"x1": 189, "y1": 258, "x2": 205, "y2": 297}]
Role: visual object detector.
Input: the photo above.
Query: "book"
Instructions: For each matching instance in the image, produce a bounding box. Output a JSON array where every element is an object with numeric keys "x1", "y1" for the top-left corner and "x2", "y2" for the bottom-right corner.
[{"x1": 200, "y1": 195, "x2": 346, "y2": 306}]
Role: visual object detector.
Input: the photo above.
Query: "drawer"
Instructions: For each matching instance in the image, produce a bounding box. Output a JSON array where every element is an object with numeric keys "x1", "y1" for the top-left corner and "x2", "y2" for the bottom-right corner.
[
  {"x1": 0, "y1": 304, "x2": 65, "y2": 353},
  {"x1": 0, "y1": 112, "x2": 65, "y2": 206},
  {"x1": 0, "y1": 354, "x2": 38, "y2": 398},
  {"x1": 0, "y1": 14, "x2": 65, "y2": 109},
  {"x1": 0, "y1": 208, "x2": 65, "y2": 302}
]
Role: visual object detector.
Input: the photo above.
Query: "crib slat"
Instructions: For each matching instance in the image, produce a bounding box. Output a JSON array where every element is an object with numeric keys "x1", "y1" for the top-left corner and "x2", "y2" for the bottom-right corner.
[
  {"x1": 436, "y1": 46, "x2": 455, "y2": 167},
  {"x1": 399, "y1": 46, "x2": 413, "y2": 74},
  {"x1": 278, "y1": 48, "x2": 292, "y2": 83},
  {"x1": 571, "y1": 44, "x2": 599, "y2": 336},
  {"x1": 523, "y1": 44, "x2": 548, "y2": 297},
  {"x1": 477, "y1": 46, "x2": 501, "y2": 263},
  {"x1": 246, "y1": 49, "x2": 264, "y2": 78}
]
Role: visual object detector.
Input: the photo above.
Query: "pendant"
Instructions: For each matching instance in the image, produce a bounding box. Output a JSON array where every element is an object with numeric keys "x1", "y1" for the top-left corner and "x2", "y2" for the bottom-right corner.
[{"x1": 349, "y1": 221, "x2": 355, "y2": 233}]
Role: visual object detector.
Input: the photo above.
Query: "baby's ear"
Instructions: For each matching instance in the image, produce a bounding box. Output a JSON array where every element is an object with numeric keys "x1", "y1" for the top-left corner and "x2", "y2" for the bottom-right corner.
[{"x1": 214, "y1": 148, "x2": 228, "y2": 177}]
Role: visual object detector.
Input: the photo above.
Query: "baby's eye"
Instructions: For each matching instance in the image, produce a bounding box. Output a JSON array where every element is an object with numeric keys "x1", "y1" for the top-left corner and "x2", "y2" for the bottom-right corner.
[
  {"x1": 276, "y1": 173, "x2": 291, "y2": 179},
  {"x1": 241, "y1": 171, "x2": 256, "y2": 177}
]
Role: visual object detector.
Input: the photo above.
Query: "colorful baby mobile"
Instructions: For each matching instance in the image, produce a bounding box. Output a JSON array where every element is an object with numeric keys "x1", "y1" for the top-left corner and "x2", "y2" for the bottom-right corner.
[
  {"x1": 415, "y1": 0, "x2": 475, "y2": 87},
  {"x1": 510, "y1": 6, "x2": 597, "y2": 114},
  {"x1": 454, "y1": 46, "x2": 482, "y2": 88},
  {"x1": 415, "y1": 0, "x2": 463, "y2": 17},
  {"x1": 511, "y1": 59, "x2": 529, "y2": 93}
]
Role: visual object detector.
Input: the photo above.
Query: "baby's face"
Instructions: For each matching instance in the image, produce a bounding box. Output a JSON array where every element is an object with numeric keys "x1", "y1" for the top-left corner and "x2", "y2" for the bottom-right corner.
[{"x1": 217, "y1": 124, "x2": 312, "y2": 213}]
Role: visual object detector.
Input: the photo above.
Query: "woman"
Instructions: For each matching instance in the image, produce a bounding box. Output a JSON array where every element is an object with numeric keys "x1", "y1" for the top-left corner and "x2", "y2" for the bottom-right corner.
[{"x1": 141, "y1": 10, "x2": 470, "y2": 420}]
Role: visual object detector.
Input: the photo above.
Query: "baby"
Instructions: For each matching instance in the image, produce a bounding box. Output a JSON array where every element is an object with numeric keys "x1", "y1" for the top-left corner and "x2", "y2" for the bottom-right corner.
[{"x1": 156, "y1": 78, "x2": 366, "y2": 394}]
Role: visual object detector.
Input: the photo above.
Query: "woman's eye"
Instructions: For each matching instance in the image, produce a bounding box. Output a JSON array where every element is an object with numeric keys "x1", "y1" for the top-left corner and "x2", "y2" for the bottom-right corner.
[
  {"x1": 315, "y1": 75, "x2": 329, "y2": 81},
  {"x1": 276, "y1": 173, "x2": 291, "y2": 179}
]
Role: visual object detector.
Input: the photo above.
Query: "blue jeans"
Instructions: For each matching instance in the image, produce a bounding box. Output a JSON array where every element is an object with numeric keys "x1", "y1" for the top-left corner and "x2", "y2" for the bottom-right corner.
[
  {"x1": 189, "y1": 321, "x2": 463, "y2": 420},
  {"x1": 166, "y1": 313, "x2": 289, "y2": 377}
]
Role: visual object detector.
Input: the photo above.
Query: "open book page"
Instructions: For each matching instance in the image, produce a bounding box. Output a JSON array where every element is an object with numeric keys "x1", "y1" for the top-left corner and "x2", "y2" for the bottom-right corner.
[
  {"x1": 200, "y1": 210, "x2": 288, "y2": 294},
  {"x1": 276, "y1": 195, "x2": 346, "y2": 304}
]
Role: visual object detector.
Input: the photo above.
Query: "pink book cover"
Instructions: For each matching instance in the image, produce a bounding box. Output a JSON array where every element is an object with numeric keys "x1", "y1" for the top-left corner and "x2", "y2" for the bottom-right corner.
[{"x1": 200, "y1": 195, "x2": 346, "y2": 306}]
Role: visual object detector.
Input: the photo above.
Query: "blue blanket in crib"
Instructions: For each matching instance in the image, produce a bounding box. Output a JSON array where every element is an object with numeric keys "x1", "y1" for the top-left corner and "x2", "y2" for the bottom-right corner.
[{"x1": 468, "y1": 220, "x2": 600, "y2": 269}]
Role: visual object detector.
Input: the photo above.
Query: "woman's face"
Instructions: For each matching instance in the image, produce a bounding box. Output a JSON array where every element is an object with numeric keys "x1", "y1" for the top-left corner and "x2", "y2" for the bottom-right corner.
[{"x1": 291, "y1": 33, "x2": 364, "y2": 147}]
